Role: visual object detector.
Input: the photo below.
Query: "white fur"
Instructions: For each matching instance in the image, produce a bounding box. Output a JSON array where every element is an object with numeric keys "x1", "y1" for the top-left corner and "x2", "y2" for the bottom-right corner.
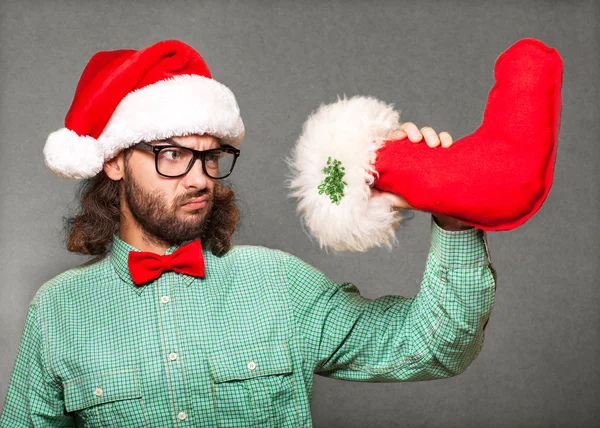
[
  {"x1": 44, "y1": 74, "x2": 244, "y2": 179},
  {"x1": 43, "y1": 128, "x2": 104, "y2": 180},
  {"x1": 285, "y1": 95, "x2": 407, "y2": 252}
]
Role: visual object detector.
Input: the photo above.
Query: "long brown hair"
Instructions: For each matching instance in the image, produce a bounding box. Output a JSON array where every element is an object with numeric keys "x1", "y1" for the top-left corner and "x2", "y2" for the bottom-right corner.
[{"x1": 63, "y1": 157, "x2": 240, "y2": 257}]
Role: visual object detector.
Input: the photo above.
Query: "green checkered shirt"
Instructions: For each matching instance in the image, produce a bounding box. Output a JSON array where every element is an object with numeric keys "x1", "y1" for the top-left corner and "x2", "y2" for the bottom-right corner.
[{"x1": 1, "y1": 216, "x2": 496, "y2": 427}]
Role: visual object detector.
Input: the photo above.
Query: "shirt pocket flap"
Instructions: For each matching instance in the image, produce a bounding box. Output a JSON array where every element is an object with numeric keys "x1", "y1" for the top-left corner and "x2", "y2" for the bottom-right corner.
[
  {"x1": 208, "y1": 342, "x2": 292, "y2": 383},
  {"x1": 63, "y1": 368, "x2": 142, "y2": 413}
]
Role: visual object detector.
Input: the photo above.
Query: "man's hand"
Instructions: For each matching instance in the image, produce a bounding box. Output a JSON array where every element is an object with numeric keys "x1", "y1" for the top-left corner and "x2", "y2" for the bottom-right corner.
[
  {"x1": 371, "y1": 122, "x2": 474, "y2": 231},
  {"x1": 371, "y1": 122, "x2": 453, "y2": 210},
  {"x1": 393, "y1": 121, "x2": 455, "y2": 149}
]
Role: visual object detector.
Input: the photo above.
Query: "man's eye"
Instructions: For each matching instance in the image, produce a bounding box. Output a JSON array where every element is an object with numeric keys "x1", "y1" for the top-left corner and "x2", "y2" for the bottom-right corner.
[{"x1": 163, "y1": 149, "x2": 183, "y2": 160}]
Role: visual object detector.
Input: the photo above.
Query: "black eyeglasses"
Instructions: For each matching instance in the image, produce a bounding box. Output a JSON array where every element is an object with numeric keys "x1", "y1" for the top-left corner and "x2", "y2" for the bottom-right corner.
[{"x1": 130, "y1": 141, "x2": 240, "y2": 179}]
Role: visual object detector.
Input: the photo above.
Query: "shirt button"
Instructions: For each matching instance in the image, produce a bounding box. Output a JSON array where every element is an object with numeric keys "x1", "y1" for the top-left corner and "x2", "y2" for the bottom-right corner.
[
  {"x1": 94, "y1": 387, "x2": 103, "y2": 397},
  {"x1": 178, "y1": 411, "x2": 187, "y2": 420},
  {"x1": 169, "y1": 352, "x2": 178, "y2": 361},
  {"x1": 161, "y1": 296, "x2": 170, "y2": 304},
  {"x1": 247, "y1": 361, "x2": 256, "y2": 371}
]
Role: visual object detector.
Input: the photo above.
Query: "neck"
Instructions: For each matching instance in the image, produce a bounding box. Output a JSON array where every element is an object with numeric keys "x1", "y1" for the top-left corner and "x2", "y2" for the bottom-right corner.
[{"x1": 119, "y1": 206, "x2": 170, "y2": 255}]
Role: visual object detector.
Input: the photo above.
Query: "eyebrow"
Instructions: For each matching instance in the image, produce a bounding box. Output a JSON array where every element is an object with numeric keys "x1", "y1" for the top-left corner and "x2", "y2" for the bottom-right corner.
[
  {"x1": 155, "y1": 138, "x2": 183, "y2": 147},
  {"x1": 154, "y1": 138, "x2": 222, "y2": 149}
]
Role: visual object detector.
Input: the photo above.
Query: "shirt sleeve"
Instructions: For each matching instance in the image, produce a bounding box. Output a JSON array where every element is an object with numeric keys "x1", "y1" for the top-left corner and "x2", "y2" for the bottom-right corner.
[
  {"x1": 0, "y1": 303, "x2": 75, "y2": 427},
  {"x1": 286, "y1": 215, "x2": 497, "y2": 382}
]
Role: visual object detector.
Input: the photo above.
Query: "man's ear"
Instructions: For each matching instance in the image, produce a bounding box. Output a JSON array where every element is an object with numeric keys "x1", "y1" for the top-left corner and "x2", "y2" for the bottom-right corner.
[{"x1": 104, "y1": 150, "x2": 126, "y2": 181}]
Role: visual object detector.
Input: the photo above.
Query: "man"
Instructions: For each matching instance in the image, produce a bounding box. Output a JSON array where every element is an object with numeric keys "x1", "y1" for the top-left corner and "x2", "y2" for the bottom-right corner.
[{"x1": 0, "y1": 40, "x2": 496, "y2": 427}]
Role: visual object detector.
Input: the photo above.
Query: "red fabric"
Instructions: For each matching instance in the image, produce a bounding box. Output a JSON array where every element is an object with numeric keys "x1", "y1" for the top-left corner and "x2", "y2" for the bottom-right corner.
[
  {"x1": 65, "y1": 40, "x2": 212, "y2": 139},
  {"x1": 127, "y1": 240, "x2": 205, "y2": 286},
  {"x1": 373, "y1": 38, "x2": 563, "y2": 231}
]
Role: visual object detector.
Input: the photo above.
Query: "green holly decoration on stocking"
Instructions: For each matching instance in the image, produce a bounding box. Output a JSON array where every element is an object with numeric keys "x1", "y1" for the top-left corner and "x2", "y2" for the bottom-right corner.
[{"x1": 318, "y1": 157, "x2": 347, "y2": 205}]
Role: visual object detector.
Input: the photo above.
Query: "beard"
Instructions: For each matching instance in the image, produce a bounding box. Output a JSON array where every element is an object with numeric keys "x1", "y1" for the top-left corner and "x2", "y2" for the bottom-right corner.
[{"x1": 123, "y1": 161, "x2": 215, "y2": 248}]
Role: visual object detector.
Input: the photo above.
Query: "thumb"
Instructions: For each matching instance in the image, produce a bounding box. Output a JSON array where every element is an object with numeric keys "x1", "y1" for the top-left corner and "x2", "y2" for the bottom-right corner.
[{"x1": 371, "y1": 188, "x2": 414, "y2": 210}]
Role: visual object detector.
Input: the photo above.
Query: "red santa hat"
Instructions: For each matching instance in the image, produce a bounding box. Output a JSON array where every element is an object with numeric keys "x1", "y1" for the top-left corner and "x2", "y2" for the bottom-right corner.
[{"x1": 44, "y1": 39, "x2": 244, "y2": 179}]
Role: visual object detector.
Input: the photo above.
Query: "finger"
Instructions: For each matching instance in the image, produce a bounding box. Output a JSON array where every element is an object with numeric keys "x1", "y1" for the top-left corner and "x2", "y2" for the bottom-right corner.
[
  {"x1": 420, "y1": 126, "x2": 440, "y2": 148},
  {"x1": 399, "y1": 122, "x2": 423, "y2": 142},
  {"x1": 371, "y1": 188, "x2": 412, "y2": 210},
  {"x1": 439, "y1": 131, "x2": 453, "y2": 148},
  {"x1": 388, "y1": 129, "x2": 407, "y2": 141}
]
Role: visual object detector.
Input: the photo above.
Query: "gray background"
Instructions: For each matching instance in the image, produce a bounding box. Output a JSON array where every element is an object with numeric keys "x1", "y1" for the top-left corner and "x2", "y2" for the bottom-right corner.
[{"x1": 1, "y1": 0, "x2": 598, "y2": 427}]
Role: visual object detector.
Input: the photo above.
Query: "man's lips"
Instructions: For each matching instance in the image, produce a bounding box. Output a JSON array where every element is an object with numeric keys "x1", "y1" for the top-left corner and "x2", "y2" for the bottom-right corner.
[{"x1": 182, "y1": 197, "x2": 208, "y2": 209}]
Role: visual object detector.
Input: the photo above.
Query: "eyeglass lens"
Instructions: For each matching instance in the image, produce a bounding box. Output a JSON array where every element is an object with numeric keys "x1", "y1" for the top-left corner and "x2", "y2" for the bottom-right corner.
[{"x1": 157, "y1": 147, "x2": 235, "y2": 178}]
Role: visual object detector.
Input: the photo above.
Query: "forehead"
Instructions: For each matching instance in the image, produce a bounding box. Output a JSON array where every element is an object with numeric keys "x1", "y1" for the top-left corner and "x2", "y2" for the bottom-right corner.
[{"x1": 163, "y1": 134, "x2": 221, "y2": 149}]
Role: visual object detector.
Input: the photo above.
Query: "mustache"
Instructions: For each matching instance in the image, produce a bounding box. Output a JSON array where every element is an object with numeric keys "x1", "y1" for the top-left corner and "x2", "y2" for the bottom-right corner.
[{"x1": 178, "y1": 189, "x2": 212, "y2": 205}]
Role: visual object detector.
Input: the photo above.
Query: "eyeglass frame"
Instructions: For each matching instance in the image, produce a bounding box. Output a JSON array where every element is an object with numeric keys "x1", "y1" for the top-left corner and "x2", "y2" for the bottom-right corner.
[{"x1": 129, "y1": 141, "x2": 241, "y2": 179}]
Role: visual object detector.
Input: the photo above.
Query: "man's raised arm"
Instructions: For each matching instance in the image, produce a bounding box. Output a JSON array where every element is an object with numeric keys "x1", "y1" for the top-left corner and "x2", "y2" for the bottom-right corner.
[{"x1": 286, "y1": 215, "x2": 497, "y2": 381}]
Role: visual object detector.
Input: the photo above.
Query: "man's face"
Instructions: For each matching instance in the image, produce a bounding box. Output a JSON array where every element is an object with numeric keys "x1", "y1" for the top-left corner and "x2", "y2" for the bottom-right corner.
[{"x1": 122, "y1": 134, "x2": 220, "y2": 246}]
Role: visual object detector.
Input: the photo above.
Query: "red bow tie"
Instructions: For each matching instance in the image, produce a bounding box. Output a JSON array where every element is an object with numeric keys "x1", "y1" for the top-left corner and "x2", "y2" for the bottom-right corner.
[{"x1": 127, "y1": 240, "x2": 205, "y2": 286}]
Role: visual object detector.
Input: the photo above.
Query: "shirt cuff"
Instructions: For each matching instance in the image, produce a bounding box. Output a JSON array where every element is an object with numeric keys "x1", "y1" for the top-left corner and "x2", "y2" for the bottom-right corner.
[{"x1": 430, "y1": 215, "x2": 491, "y2": 267}]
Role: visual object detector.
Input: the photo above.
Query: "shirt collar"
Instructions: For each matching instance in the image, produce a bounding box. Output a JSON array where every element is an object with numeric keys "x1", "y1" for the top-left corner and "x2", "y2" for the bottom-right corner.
[{"x1": 109, "y1": 233, "x2": 201, "y2": 295}]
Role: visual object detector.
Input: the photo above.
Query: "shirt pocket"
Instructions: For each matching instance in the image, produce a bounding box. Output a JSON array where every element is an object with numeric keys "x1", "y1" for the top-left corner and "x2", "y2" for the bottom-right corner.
[
  {"x1": 208, "y1": 342, "x2": 298, "y2": 427},
  {"x1": 63, "y1": 367, "x2": 148, "y2": 427}
]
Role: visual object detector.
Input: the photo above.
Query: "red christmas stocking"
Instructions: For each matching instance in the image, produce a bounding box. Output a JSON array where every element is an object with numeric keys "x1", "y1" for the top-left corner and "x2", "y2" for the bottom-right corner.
[{"x1": 287, "y1": 38, "x2": 563, "y2": 251}]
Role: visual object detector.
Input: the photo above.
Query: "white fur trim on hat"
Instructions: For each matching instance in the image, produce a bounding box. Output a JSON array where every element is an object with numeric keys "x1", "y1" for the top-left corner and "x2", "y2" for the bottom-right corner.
[
  {"x1": 285, "y1": 95, "x2": 408, "y2": 252},
  {"x1": 43, "y1": 128, "x2": 104, "y2": 180}
]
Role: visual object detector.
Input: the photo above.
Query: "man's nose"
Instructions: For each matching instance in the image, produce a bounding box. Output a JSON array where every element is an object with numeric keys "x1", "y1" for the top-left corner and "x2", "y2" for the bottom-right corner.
[{"x1": 183, "y1": 157, "x2": 210, "y2": 187}]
